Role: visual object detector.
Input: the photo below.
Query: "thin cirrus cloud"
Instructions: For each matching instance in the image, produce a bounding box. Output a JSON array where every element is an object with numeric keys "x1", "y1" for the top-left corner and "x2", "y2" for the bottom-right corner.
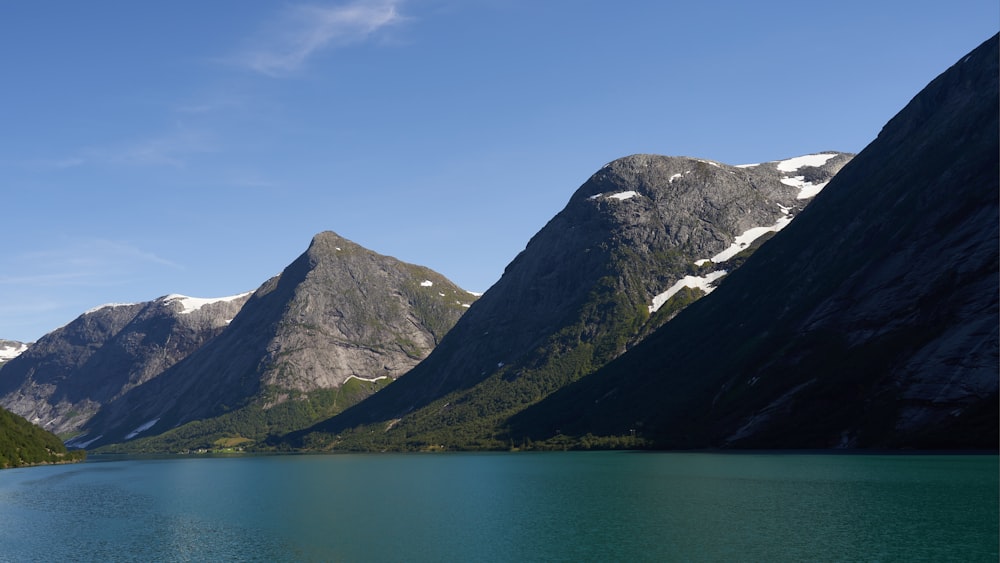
[
  {"x1": 47, "y1": 127, "x2": 217, "y2": 170},
  {"x1": 101, "y1": 127, "x2": 217, "y2": 168},
  {"x1": 2, "y1": 238, "x2": 182, "y2": 289},
  {"x1": 0, "y1": 239, "x2": 184, "y2": 340},
  {"x1": 20, "y1": 127, "x2": 215, "y2": 172},
  {"x1": 235, "y1": 0, "x2": 406, "y2": 76}
]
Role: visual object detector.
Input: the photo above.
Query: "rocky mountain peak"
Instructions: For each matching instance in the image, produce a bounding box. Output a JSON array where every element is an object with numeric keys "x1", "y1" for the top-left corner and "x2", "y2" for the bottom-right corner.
[
  {"x1": 297, "y1": 151, "x2": 852, "y2": 447},
  {"x1": 66, "y1": 231, "x2": 473, "y2": 449},
  {"x1": 0, "y1": 292, "x2": 251, "y2": 439},
  {"x1": 510, "y1": 34, "x2": 999, "y2": 450}
]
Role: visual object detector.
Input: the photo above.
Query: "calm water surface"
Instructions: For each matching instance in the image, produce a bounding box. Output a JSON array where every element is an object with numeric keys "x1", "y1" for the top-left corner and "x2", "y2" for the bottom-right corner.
[{"x1": 0, "y1": 452, "x2": 996, "y2": 562}]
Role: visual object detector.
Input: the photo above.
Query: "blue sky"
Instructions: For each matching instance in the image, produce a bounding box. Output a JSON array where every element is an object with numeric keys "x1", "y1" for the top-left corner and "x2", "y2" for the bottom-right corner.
[{"x1": 1, "y1": 1, "x2": 996, "y2": 342}]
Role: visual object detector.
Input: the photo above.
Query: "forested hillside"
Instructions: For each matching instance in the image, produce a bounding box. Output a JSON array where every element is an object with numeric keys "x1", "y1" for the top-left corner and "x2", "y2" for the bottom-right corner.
[{"x1": 0, "y1": 407, "x2": 86, "y2": 469}]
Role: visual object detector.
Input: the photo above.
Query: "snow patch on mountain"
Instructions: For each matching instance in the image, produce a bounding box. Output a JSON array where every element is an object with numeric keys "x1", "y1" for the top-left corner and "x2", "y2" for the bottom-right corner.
[
  {"x1": 65, "y1": 434, "x2": 103, "y2": 449},
  {"x1": 654, "y1": 203, "x2": 800, "y2": 311},
  {"x1": 84, "y1": 302, "x2": 137, "y2": 315},
  {"x1": 710, "y1": 214, "x2": 794, "y2": 263},
  {"x1": 124, "y1": 418, "x2": 160, "y2": 440},
  {"x1": 649, "y1": 270, "x2": 728, "y2": 313},
  {"x1": 344, "y1": 375, "x2": 389, "y2": 384},
  {"x1": 0, "y1": 342, "x2": 29, "y2": 362},
  {"x1": 781, "y1": 176, "x2": 830, "y2": 199},
  {"x1": 162, "y1": 292, "x2": 253, "y2": 314},
  {"x1": 776, "y1": 153, "x2": 839, "y2": 172},
  {"x1": 589, "y1": 191, "x2": 639, "y2": 201}
]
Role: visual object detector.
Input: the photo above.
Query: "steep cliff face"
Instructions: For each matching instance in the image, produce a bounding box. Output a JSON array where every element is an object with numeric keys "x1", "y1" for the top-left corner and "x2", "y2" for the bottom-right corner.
[
  {"x1": 512, "y1": 34, "x2": 999, "y2": 449},
  {"x1": 297, "y1": 152, "x2": 851, "y2": 448},
  {"x1": 255, "y1": 231, "x2": 472, "y2": 392},
  {"x1": 0, "y1": 294, "x2": 248, "y2": 440},
  {"x1": 77, "y1": 231, "x2": 472, "y2": 449}
]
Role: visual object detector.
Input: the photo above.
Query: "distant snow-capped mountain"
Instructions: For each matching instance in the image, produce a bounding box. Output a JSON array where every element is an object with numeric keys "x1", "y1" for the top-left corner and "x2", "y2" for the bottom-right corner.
[
  {"x1": 68, "y1": 231, "x2": 475, "y2": 450},
  {"x1": 0, "y1": 340, "x2": 30, "y2": 366},
  {"x1": 0, "y1": 292, "x2": 253, "y2": 439}
]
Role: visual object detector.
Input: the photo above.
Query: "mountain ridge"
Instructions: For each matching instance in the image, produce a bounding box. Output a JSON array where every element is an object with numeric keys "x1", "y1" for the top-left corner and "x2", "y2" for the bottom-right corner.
[
  {"x1": 74, "y1": 231, "x2": 473, "y2": 450},
  {"x1": 509, "y1": 33, "x2": 999, "y2": 450},
  {"x1": 0, "y1": 292, "x2": 250, "y2": 440},
  {"x1": 290, "y1": 151, "x2": 852, "y2": 449}
]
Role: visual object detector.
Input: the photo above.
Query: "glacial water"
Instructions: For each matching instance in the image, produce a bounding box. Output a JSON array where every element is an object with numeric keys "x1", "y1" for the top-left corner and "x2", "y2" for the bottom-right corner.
[{"x1": 0, "y1": 452, "x2": 996, "y2": 562}]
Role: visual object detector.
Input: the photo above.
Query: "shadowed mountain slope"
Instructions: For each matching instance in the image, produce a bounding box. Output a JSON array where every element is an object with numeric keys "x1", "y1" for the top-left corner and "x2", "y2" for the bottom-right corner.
[
  {"x1": 510, "y1": 34, "x2": 999, "y2": 449},
  {"x1": 294, "y1": 151, "x2": 851, "y2": 449},
  {"x1": 0, "y1": 293, "x2": 250, "y2": 441}
]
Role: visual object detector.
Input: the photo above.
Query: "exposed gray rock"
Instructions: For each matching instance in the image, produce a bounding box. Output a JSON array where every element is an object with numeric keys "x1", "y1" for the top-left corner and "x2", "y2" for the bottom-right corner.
[
  {"x1": 76, "y1": 231, "x2": 472, "y2": 448},
  {"x1": 299, "y1": 151, "x2": 851, "y2": 445},
  {"x1": 0, "y1": 294, "x2": 249, "y2": 438},
  {"x1": 513, "y1": 34, "x2": 999, "y2": 450}
]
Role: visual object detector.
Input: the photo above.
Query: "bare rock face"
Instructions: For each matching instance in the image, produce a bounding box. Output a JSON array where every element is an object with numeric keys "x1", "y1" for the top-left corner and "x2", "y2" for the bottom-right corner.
[
  {"x1": 299, "y1": 152, "x2": 851, "y2": 445},
  {"x1": 257, "y1": 231, "x2": 472, "y2": 392},
  {"x1": 0, "y1": 294, "x2": 249, "y2": 439},
  {"x1": 514, "y1": 34, "x2": 999, "y2": 450},
  {"x1": 75, "y1": 231, "x2": 473, "y2": 448}
]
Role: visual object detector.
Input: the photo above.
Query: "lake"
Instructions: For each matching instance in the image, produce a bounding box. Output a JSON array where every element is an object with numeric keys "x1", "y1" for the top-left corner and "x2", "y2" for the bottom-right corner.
[{"x1": 0, "y1": 452, "x2": 996, "y2": 562}]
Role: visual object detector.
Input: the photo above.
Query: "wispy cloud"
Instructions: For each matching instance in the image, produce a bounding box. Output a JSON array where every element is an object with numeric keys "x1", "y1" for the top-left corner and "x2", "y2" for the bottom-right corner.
[
  {"x1": 86, "y1": 128, "x2": 216, "y2": 168},
  {"x1": 0, "y1": 239, "x2": 184, "y2": 341},
  {"x1": 2, "y1": 156, "x2": 88, "y2": 170},
  {"x1": 2, "y1": 238, "x2": 182, "y2": 289},
  {"x1": 235, "y1": 0, "x2": 406, "y2": 76},
  {"x1": 28, "y1": 157, "x2": 86, "y2": 169},
  {"x1": 13, "y1": 128, "x2": 215, "y2": 171}
]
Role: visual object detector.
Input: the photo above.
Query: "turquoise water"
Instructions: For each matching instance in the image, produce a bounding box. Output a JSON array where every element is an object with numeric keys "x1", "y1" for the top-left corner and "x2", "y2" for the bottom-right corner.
[{"x1": 0, "y1": 452, "x2": 996, "y2": 562}]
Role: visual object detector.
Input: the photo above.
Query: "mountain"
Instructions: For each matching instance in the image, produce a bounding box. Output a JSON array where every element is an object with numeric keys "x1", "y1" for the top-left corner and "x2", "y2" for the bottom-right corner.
[
  {"x1": 76, "y1": 231, "x2": 474, "y2": 451},
  {"x1": 0, "y1": 293, "x2": 250, "y2": 442},
  {"x1": 0, "y1": 406, "x2": 86, "y2": 469},
  {"x1": 292, "y1": 152, "x2": 852, "y2": 449},
  {"x1": 510, "y1": 34, "x2": 999, "y2": 450},
  {"x1": 0, "y1": 340, "x2": 30, "y2": 367}
]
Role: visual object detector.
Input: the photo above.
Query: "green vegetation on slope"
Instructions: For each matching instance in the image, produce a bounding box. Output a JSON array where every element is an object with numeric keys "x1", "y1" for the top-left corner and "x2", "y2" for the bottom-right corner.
[
  {"x1": 0, "y1": 407, "x2": 86, "y2": 468},
  {"x1": 97, "y1": 377, "x2": 392, "y2": 454},
  {"x1": 295, "y1": 261, "x2": 661, "y2": 451}
]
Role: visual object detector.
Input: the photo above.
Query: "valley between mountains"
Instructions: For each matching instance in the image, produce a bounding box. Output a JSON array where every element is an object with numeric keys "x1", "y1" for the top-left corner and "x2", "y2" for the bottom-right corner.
[{"x1": 1, "y1": 35, "x2": 996, "y2": 456}]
